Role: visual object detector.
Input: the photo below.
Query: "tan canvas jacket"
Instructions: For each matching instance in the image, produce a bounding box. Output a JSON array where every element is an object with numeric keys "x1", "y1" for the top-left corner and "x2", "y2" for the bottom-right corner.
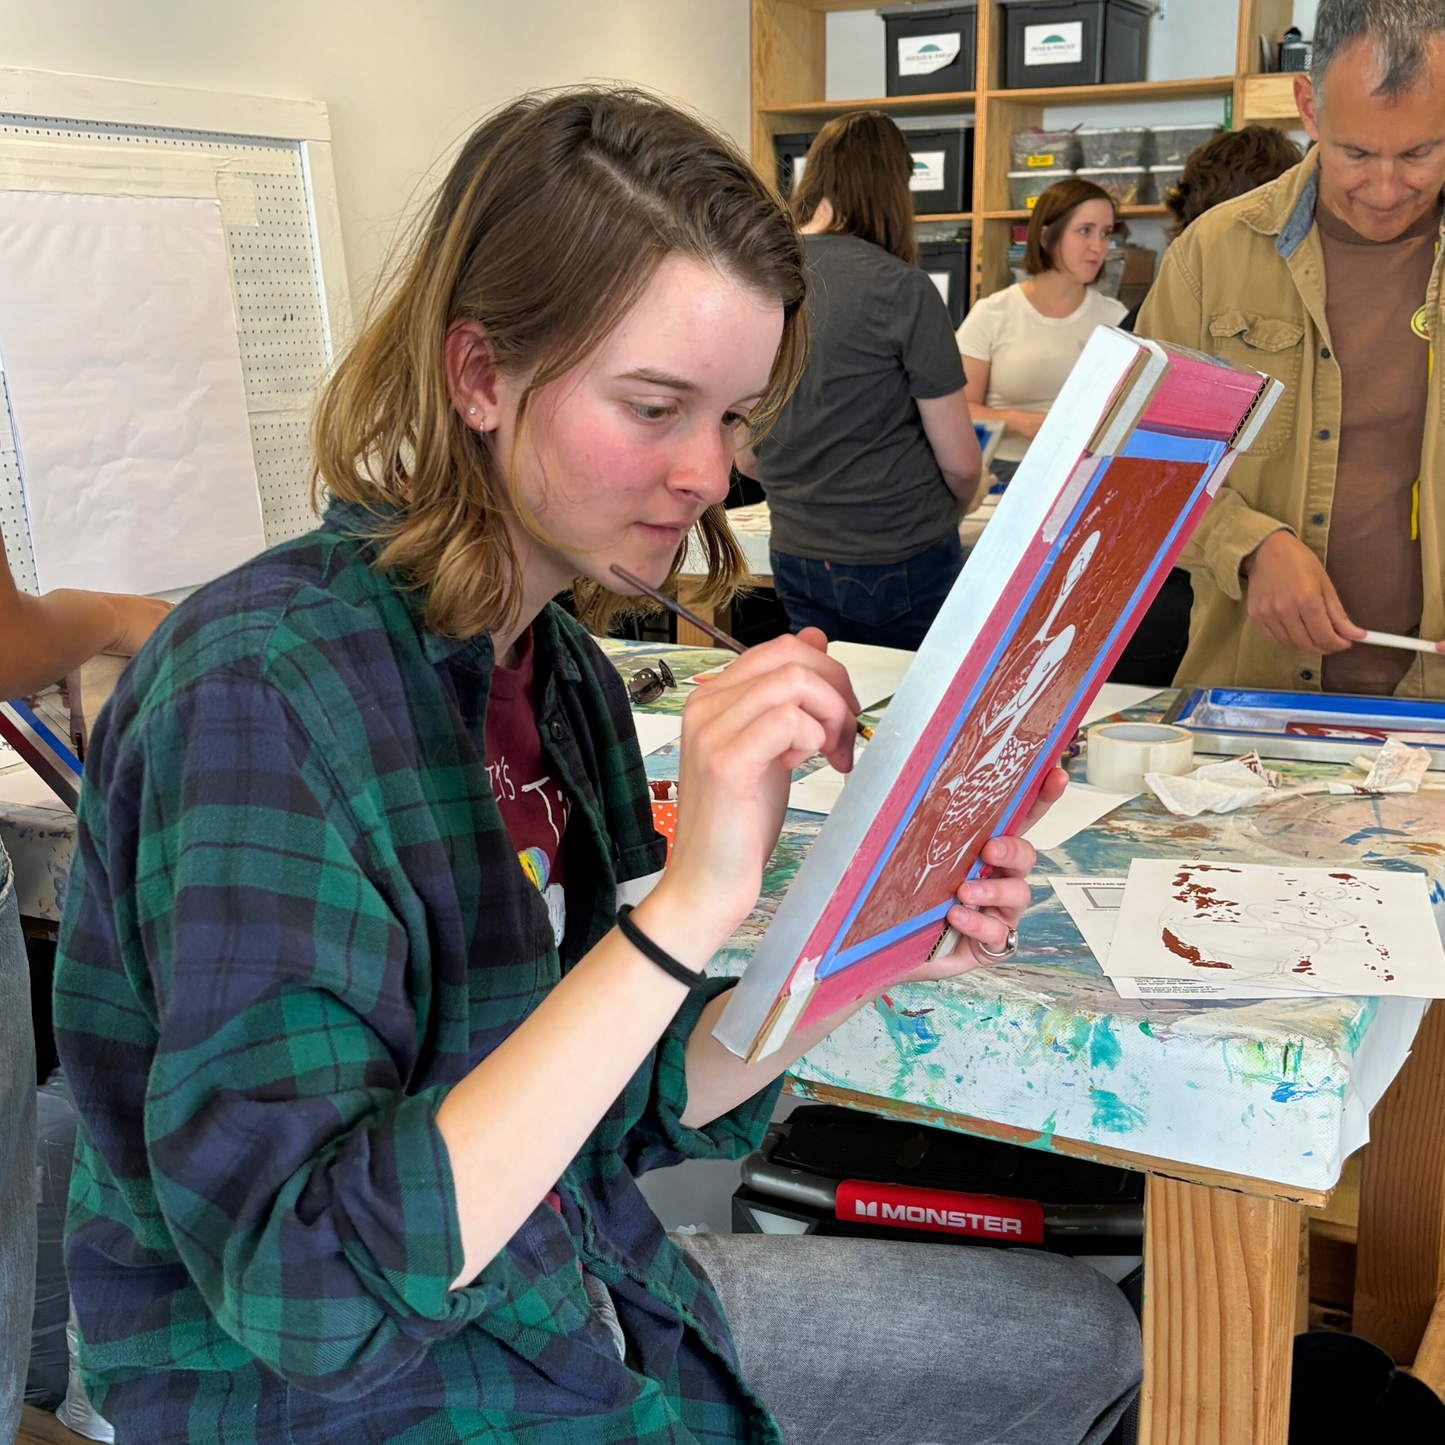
[{"x1": 1136, "y1": 149, "x2": 1445, "y2": 697}]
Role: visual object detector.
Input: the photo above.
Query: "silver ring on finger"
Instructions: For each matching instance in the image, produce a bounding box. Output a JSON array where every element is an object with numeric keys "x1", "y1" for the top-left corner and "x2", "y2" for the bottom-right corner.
[{"x1": 974, "y1": 926, "x2": 1018, "y2": 962}]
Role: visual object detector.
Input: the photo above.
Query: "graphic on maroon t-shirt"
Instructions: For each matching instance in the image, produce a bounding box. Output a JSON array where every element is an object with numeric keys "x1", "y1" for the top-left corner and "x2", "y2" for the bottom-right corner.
[{"x1": 485, "y1": 628, "x2": 571, "y2": 945}]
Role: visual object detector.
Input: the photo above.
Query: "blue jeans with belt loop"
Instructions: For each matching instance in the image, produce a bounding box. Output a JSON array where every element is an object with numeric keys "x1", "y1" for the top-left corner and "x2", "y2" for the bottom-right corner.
[
  {"x1": 0, "y1": 842, "x2": 36, "y2": 1440},
  {"x1": 769, "y1": 532, "x2": 964, "y2": 651}
]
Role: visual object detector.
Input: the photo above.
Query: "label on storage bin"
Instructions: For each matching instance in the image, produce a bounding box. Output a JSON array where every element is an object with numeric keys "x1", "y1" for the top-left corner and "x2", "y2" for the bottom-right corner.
[
  {"x1": 1024, "y1": 20, "x2": 1084, "y2": 66},
  {"x1": 1026, "y1": 153, "x2": 1058, "y2": 166},
  {"x1": 898, "y1": 32, "x2": 962, "y2": 76},
  {"x1": 909, "y1": 151, "x2": 948, "y2": 193},
  {"x1": 928, "y1": 271, "x2": 951, "y2": 306}
]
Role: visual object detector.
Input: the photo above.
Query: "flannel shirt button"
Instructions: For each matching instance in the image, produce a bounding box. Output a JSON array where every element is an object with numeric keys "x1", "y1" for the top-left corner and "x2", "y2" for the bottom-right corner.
[
  {"x1": 549, "y1": 720, "x2": 565, "y2": 740},
  {"x1": 1321, "y1": 346, "x2": 1331, "y2": 359},
  {"x1": 1301, "y1": 669, "x2": 1314, "y2": 681},
  {"x1": 1317, "y1": 429, "x2": 1331, "y2": 441},
  {"x1": 1311, "y1": 513, "x2": 1325, "y2": 526}
]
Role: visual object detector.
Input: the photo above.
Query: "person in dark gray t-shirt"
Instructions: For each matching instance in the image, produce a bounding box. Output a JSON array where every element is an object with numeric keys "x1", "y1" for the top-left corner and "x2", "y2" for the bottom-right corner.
[{"x1": 738, "y1": 112, "x2": 979, "y2": 650}]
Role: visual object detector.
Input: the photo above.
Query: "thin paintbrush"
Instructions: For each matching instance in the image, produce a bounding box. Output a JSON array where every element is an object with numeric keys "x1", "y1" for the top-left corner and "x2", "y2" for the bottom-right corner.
[{"x1": 609, "y1": 563, "x2": 873, "y2": 740}]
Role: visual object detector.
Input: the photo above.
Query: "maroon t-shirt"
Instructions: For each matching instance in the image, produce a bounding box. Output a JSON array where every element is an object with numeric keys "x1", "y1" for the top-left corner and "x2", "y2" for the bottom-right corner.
[{"x1": 485, "y1": 627, "x2": 570, "y2": 946}]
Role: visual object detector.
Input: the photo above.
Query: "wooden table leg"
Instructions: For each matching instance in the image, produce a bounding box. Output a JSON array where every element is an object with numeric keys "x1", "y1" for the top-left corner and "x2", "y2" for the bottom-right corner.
[
  {"x1": 1354, "y1": 1000, "x2": 1445, "y2": 1362},
  {"x1": 675, "y1": 578, "x2": 729, "y2": 648},
  {"x1": 1296, "y1": 1210, "x2": 1311, "y2": 1336},
  {"x1": 1138, "y1": 1175, "x2": 1299, "y2": 1445}
]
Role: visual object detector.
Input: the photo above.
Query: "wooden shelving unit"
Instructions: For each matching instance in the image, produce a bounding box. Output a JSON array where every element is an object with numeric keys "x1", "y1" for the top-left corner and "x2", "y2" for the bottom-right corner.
[
  {"x1": 759, "y1": 90, "x2": 976, "y2": 121},
  {"x1": 751, "y1": 0, "x2": 1306, "y2": 305},
  {"x1": 984, "y1": 204, "x2": 1169, "y2": 220}
]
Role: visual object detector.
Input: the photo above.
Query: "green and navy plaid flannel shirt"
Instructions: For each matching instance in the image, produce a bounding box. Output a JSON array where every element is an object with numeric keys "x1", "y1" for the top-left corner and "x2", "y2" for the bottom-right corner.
[{"x1": 53, "y1": 501, "x2": 784, "y2": 1445}]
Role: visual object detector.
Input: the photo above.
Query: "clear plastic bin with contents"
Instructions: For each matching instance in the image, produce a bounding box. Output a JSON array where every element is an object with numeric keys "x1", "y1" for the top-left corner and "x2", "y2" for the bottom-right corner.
[
  {"x1": 1007, "y1": 168, "x2": 1075, "y2": 210},
  {"x1": 1077, "y1": 166, "x2": 1151, "y2": 206},
  {"x1": 1150, "y1": 123, "x2": 1222, "y2": 166},
  {"x1": 1009, "y1": 127, "x2": 1082, "y2": 171},
  {"x1": 1079, "y1": 126, "x2": 1151, "y2": 168},
  {"x1": 1148, "y1": 164, "x2": 1184, "y2": 206}
]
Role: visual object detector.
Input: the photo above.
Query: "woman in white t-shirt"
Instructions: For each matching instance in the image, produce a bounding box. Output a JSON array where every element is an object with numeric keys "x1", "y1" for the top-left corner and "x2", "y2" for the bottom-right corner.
[{"x1": 956, "y1": 179, "x2": 1125, "y2": 485}]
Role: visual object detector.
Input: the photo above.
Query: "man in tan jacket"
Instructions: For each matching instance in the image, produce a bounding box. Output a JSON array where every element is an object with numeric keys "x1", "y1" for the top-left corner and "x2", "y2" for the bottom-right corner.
[{"x1": 1138, "y1": 0, "x2": 1445, "y2": 696}]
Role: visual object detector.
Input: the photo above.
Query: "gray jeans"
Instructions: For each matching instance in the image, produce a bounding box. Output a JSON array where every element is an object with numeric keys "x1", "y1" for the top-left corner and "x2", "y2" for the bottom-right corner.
[
  {"x1": 0, "y1": 844, "x2": 36, "y2": 1440},
  {"x1": 678, "y1": 1233, "x2": 1140, "y2": 1445}
]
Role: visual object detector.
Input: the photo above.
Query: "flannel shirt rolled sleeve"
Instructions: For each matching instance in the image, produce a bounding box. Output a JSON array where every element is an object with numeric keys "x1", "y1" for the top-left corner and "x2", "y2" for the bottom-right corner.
[
  {"x1": 625, "y1": 980, "x2": 783, "y2": 1176},
  {"x1": 123, "y1": 676, "x2": 499, "y2": 1396}
]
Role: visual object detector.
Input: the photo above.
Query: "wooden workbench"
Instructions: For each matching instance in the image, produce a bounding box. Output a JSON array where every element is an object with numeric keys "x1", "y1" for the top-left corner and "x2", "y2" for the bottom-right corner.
[{"x1": 606, "y1": 639, "x2": 1445, "y2": 1444}]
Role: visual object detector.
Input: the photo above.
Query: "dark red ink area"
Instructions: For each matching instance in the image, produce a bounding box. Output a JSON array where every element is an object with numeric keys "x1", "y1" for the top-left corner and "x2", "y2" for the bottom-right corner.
[
  {"x1": 1172, "y1": 866, "x2": 1242, "y2": 912},
  {"x1": 1163, "y1": 927, "x2": 1232, "y2": 969},
  {"x1": 840, "y1": 459, "x2": 1208, "y2": 952}
]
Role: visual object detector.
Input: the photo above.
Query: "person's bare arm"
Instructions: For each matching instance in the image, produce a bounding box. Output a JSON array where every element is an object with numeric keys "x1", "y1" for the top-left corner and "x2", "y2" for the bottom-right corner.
[
  {"x1": 916, "y1": 386, "x2": 983, "y2": 502},
  {"x1": 0, "y1": 547, "x2": 172, "y2": 697},
  {"x1": 435, "y1": 631, "x2": 861, "y2": 1288},
  {"x1": 1240, "y1": 529, "x2": 1364, "y2": 654},
  {"x1": 961, "y1": 357, "x2": 1046, "y2": 441}
]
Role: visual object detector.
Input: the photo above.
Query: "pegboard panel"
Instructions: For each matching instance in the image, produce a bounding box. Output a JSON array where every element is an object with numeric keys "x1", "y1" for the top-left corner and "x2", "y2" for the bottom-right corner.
[
  {"x1": 0, "y1": 113, "x2": 333, "y2": 592},
  {"x1": 0, "y1": 372, "x2": 35, "y2": 593},
  {"x1": 251, "y1": 409, "x2": 318, "y2": 542}
]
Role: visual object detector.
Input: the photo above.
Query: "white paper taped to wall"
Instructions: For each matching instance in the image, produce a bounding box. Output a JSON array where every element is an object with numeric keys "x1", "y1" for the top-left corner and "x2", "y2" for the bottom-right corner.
[{"x1": 0, "y1": 191, "x2": 264, "y2": 595}]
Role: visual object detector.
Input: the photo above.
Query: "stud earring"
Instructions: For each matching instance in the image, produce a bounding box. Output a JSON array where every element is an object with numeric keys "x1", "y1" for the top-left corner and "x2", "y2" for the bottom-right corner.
[{"x1": 468, "y1": 406, "x2": 477, "y2": 415}]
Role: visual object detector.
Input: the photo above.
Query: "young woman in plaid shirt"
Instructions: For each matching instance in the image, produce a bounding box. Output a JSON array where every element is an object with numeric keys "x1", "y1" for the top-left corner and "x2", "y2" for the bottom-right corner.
[{"x1": 54, "y1": 89, "x2": 1139, "y2": 1444}]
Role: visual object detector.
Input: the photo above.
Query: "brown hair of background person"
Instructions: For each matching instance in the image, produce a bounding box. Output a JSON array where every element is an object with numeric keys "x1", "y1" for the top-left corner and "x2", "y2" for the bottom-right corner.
[
  {"x1": 1023, "y1": 178, "x2": 1118, "y2": 275},
  {"x1": 1162, "y1": 126, "x2": 1302, "y2": 240},
  {"x1": 312, "y1": 89, "x2": 807, "y2": 640},
  {"x1": 791, "y1": 112, "x2": 918, "y2": 266}
]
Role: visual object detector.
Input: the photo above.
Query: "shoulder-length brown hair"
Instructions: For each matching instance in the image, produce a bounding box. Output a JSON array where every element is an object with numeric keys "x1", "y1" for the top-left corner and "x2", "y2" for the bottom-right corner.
[
  {"x1": 791, "y1": 112, "x2": 918, "y2": 266},
  {"x1": 1024, "y1": 178, "x2": 1117, "y2": 275},
  {"x1": 1163, "y1": 125, "x2": 1300, "y2": 240},
  {"x1": 312, "y1": 88, "x2": 807, "y2": 639}
]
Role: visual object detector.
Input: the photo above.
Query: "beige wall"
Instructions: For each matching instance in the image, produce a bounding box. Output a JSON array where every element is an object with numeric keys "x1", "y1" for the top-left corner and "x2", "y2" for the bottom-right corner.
[{"x1": 0, "y1": 0, "x2": 750, "y2": 297}]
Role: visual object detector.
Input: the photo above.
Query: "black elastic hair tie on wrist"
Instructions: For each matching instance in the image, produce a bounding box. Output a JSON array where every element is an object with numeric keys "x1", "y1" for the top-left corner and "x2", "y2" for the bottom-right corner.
[{"x1": 616, "y1": 904, "x2": 707, "y2": 988}]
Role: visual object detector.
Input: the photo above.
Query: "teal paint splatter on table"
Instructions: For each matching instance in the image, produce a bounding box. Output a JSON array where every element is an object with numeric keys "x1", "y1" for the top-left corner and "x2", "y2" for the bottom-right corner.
[
  {"x1": 1090, "y1": 1088, "x2": 1146, "y2": 1133},
  {"x1": 608, "y1": 642, "x2": 1438, "y2": 1193}
]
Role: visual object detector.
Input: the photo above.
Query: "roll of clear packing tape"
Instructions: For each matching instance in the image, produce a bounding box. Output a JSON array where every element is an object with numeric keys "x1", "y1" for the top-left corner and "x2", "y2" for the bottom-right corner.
[{"x1": 1086, "y1": 722, "x2": 1193, "y2": 792}]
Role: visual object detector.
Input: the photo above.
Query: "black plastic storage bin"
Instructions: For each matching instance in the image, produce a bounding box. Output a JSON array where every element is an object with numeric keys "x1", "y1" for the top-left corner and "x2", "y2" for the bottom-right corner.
[
  {"x1": 772, "y1": 131, "x2": 817, "y2": 199},
  {"x1": 882, "y1": 1, "x2": 978, "y2": 97},
  {"x1": 905, "y1": 125, "x2": 973, "y2": 214},
  {"x1": 919, "y1": 238, "x2": 971, "y2": 328},
  {"x1": 999, "y1": 0, "x2": 1156, "y2": 89}
]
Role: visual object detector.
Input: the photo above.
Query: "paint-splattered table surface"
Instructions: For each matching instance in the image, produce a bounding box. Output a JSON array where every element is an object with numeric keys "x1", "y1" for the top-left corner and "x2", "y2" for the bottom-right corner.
[
  {"x1": 6, "y1": 636, "x2": 1430, "y2": 1195},
  {"x1": 603, "y1": 638, "x2": 1436, "y2": 1197}
]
